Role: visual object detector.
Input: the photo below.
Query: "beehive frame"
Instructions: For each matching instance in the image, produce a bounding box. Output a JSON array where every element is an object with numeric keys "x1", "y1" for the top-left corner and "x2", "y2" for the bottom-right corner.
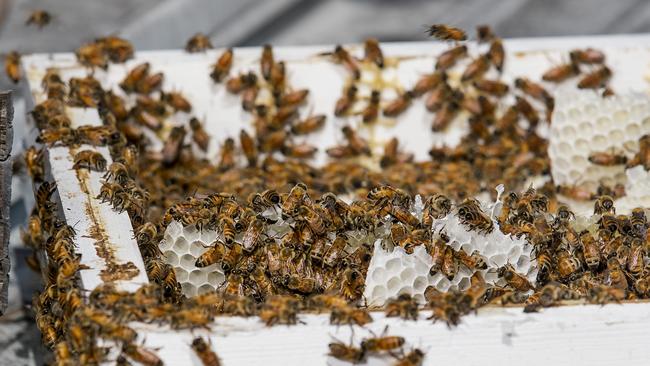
[{"x1": 19, "y1": 33, "x2": 650, "y2": 365}]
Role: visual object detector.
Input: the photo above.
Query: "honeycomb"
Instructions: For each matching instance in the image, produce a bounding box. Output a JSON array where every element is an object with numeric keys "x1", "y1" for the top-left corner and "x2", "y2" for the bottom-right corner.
[
  {"x1": 615, "y1": 166, "x2": 650, "y2": 212},
  {"x1": 549, "y1": 91, "x2": 650, "y2": 192},
  {"x1": 364, "y1": 186, "x2": 537, "y2": 307},
  {"x1": 159, "y1": 220, "x2": 226, "y2": 297}
]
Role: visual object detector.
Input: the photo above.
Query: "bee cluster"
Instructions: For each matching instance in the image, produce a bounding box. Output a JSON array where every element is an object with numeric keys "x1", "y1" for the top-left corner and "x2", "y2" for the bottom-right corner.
[{"x1": 11, "y1": 20, "x2": 650, "y2": 366}]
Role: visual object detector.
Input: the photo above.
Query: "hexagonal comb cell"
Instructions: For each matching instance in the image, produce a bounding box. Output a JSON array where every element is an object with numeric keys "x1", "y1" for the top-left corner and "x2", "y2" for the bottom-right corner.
[
  {"x1": 549, "y1": 91, "x2": 650, "y2": 195},
  {"x1": 160, "y1": 220, "x2": 226, "y2": 297},
  {"x1": 363, "y1": 187, "x2": 537, "y2": 307}
]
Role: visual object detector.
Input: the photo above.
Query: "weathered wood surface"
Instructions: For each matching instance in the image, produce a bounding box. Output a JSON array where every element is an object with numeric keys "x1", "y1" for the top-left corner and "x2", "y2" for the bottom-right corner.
[{"x1": 0, "y1": 90, "x2": 13, "y2": 315}]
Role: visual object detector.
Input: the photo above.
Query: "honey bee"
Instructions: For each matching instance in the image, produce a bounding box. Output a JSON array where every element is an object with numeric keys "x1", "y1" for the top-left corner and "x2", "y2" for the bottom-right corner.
[
  {"x1": 195, "y1": 240, "x2": 226, "y2": 268},
  {"x1": 250, "y1": 189, "x2": 281, "y2": 212},
  {"x1": 394, "y1": 349, "x2": 425, "y2": 366},
  {"x1": 438, "y1": 246, "x2": 456, "y2": 280},
  {"x1": 456, "y1": 198, "x2": 494, "y2": 234},
  {"x1": 137, "y1": 72, "x2": 164, "y2": 95},
  {"x1": 162, "y1": 126, "x2": 186, "y2": 166},
  {"x1": 211, "y1": 48, "x2": 233, "y2": 82},
  {"x1": 98, "y1": 35, "x2": 134, "y2": 63},
  {"x1": 22, "y1": 214, "x2": 44, "y2": 249},
  {"x1": 286, "y1": 274, "x2": 321, "y2": 294},
  {"x1": 269, "y1": 61, "x2": 286, "y2": 92},
  {"x1": 291, "y1": 115, "x2": 326, "y2": 135},
  {"x1": 431, "y1": 101, "x2": 460, "y2": 132},
  {"x1": 593, "y1": 195, "x2": 615, "y2": 215},
  {"x1": 325, "y1": 145, "x2": 355, "y2": 159},
  {"x1": 422, "y1": 194, "x2": 451, "y2": 228},
  {"x1": 424, "y1": 81, "x2": 452, "y2": 112},
  {"x1": 119, "y1": 62, "x2": 150, "y2": 93},
  {"x1": 588, "y1": 151, "x2": 627, "y2": 166},
  {"x1": 334, "y1": 45, "x2": 360, "y2": 80},
  {"x1": 221, "y1": 242, "x2": 243, "y2": 272},
  {"x1": 498, "y1": 264, "x2": 533, "y2": 291},
  {"x1": 36, "y1": 181, "x2": 57, "y2": 209},
  {"x1": 367, "y1": 185, "x2": 409, "y2": 207},
  {"x1": 436, "y1": 45, "x2": 467, "y2": 70},
  {"x1": 191, "y1": 337, "x2": 220, "y2": 366},
  {"x1": 489, "y1": 38, "x2": 505, "y2": 72},
  {"x1": 557, "y1": 250, "x2": 583, "y2": 282},
  {"x1": 364, "y1": 38, "x2": 384, "y2": 68},
  {"x1": 557, "y1": 184, "x2": 592, "y2": 201},
  {"x1": 5, "y1": 51, "x2": 22, "y2": 84},
  {"x1": 461, "y1": 54, "x2": 490, "y2": 82},
  {"x1": 328, "y1": 338, "x2": 366, "y2": 364},
  {"x1": 260, "y1": 44, "x2": 274, "y2": 80},
  {"x1": 361, "y1": 328, "x2": 405, "y2": 354},
  {"x1": 26, "y1": 9, "x2": 52, "y2": 28},
  {"x1": 515, "y1": 96, "x2": 539, "y2": 127},
  {"x1": 330, "y1": 305, "x2": 373, "y2": 326},
  {"x1": 627, "y1": 239, "x2": 645, "y2": 278},
  {"x1": 472, "y1": 79, "x2": 509, "y2": 97},
  {"x1": 161, "y1": 91, "x2": 192, "y2": 113},
  {"x1": 385, "y1": 293, "x2": 419, "y2": 320},
  {"x1": 185, "y1": 33, "x2": 213, "y2": 53},
  {"x1": 577, "y1": 66, "x2": 611, "y2": 89},
  {"x1": 362, "y1": 90, "x2": 381, "y2": 124},
  {"x1": 276, "y1": 89, "x2": 309, "y2": 108},
  {"x1": 72, "y1": 150, "x2": 107, "y2": 171},
  {"x1": 77, "y1": 125, "x2": 121, "y2": 146},
  {"x1": 259, "y1": 130, "x2": 287, "y2": 152},
  {"x1": 607, "y1": 257, "x2": 629, "y2": 290},
  {"x1": 269, "y1": 104, "x2": 298, "y2": 130},
  {"x1": 455, "y1": 250, "x2": 487, "y2": 271},
  {"x1": 282, "y1": 143, "x2": 318, "y2": 159},
  {"x1": 241, "y1": 217, "x2": 265, "y2": 253},
  {"x1": 383, "y1": 91, "x2": 414, "y2": 117},
  {"x1": 514, "y1": 77, "x2": 553, "y2": 107},
  {"x1": 535, "y1": 249, "x2": 553, "y2": 284},
  {"x1": 380, "y1": 137, "x2": 414, "y2": 168},
  {"x1": 224, "y1": 272, "x2": 245, "y2": 296},
  {"x1": 412, "y1": 72, "x2": 446, "y2": 98},
  {"x1": 340, "y1": 267, "x2": 364, "y2": 301},
  {"x1": 386, "y1": 203, "x2": 419, "y2": 229},
  {"x1": 542, "y1": 62, "x2": 580, "y2": 83},
  {"x1": 226, "y1": 72, "x2": 258, "y2": 94},
  {"x1": 189, "y1": 117, "x2": 210, "y2": 152},
  {"x1": 342, "y1": 126, "x2": 370, "y2": 155},
  {"x1": 578, "y1": 230, "x2": 600, "y2": 271},
  {"x1": 428, "y1": 234, "x2": 448, "y2": 276},
  {"x1": 239, "y1": 129, "x2": 258, "y2": 167},
  {"x1": 476, "y1": 25, "x2": 495, "y2": 42},
  {"x1": 68, "y1": 76, "x2": 103, "y2": 107},
  {"x1": 305, "y1": 235, "x2": 327, "y2": 264},
  {"x1": 218, "y1": 137, "x2": 236, "y2": 171},
  {"x1": 259, "y1": 295, "x2": 301, "y2": 326},
  {"x1": 570, "y1": 48, "x2": 605, "y2": 64},
  {"x1": 335, "y1": 85, "x2": 358, "y2": 116},
  {"x1": 425, "y1": 24, "x2": 467, "y2": 42},
  {"x1": 122, "y1": 343, "x2": 163, "y2": 366},
  {"x1": 298, "y1": 204, "x2": 327, "y2": 235},
  {"x1": 75, "y1": 41, "x2": 108, "y2": 69},
  {"x1": 281, "y1": 182, "x2": 308, "y2": 217},
  {"x1": 25, "y1": 146, "x2": 44, "y2": 182}
]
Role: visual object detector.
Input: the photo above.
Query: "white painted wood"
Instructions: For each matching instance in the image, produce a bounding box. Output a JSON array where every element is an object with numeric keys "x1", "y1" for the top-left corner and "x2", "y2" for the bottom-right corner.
[
  {"x1": 26, "y1": 78, "x2": 148, "y2": 292},
  {"x1": 128, "y1": 302, "x2": 650, "y2": 366}
]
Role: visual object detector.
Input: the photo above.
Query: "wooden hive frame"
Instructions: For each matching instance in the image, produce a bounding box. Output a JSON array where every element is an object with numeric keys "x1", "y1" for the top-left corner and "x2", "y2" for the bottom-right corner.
[{"x1": 19, "y1": 34, "x2": 650, "y2": 365}]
